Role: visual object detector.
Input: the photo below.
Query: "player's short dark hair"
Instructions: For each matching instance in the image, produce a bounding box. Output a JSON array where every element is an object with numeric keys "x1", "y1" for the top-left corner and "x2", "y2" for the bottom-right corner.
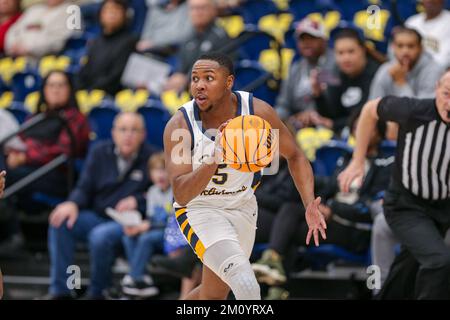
[
  {"x1": 196, "y1": 52, "x2": 235, "y2": 76},
  {"x1": 391, "y1": 26, "x2": 422, "y2": 45}
]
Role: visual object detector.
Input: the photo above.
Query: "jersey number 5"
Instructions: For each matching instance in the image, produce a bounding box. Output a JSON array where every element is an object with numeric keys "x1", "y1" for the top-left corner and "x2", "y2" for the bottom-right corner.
[{"x1": 212, "y1": 164, "x2": 228, "y2": 185}]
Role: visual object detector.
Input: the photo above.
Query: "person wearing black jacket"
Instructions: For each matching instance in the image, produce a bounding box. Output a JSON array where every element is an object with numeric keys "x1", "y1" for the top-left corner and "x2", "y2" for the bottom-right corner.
[
  {"x1": 252, "y1": 112, "x2": 391, "y2": 298},
  {"x1": 45, "y1": 112, "x2": 156, "y2": 300},
  {"x1": 312, "y1": 28, "x2": 380, "y2": 136},
  {"x1": 77, "y1": 0, "x2": 137, "y2": 96}
]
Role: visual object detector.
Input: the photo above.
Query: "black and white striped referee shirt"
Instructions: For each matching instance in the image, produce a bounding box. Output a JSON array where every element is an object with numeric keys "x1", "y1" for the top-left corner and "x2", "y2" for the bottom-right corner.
[{"x1": 377, "y1": 96, "x2": 450, "y2": 201}]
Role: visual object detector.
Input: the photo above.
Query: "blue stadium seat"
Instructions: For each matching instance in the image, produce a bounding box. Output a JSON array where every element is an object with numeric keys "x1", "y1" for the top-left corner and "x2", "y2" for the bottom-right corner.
[
  {"x1": 313, "y1": 140, "x2": 353, "y2": 176},
  {"x1": 88, "y1": 103, "x2": 119, "y2": 142},
  {"x1": 289, "y1": 0, "x2": 324, "y2": 21},
  {"x1": 137, "y1": 101, "x2": 171, "y2": 150},
  {"x1": 129, "y1": 0, "x2": 148, "y2": 36},
  {"x1": 303, "y1": 244, "x2": 371, "y2": 269},
  {"x1": 283, "y1": 25, "x2": 298, "y2": 50},
  {"x1": 7, "y1": 102, "x2": 31, "y2": 124},
  {"x1": 235, "y1": 26, "x2": 279, "y2": 62},
  {"x1": 234, "y1": 60, "x2": 278, "y2": 106},
  {"x1": 11, "y1": 71, "x2": 42, "y2": 102},
  {"x1": 333, "y1": 0, "x2": 368, "y2": 21},
  {"x1": 61, "y1": 34, "x2": 92, "y2": 66},
  {"x1": 31, "y1": 192, "x2": 65, "y2": 207},
  {"x1": 387, "y1": 0, "x2": 418, "y2": 25},
  {"x1": 0, "y1": 75, "x2": 10, "y2": 93},
  {"x1": 63, "y1": 34, "x2": 90, "y2": 52},
  {"x1": 80, "y1": 0, "x2": 147, "y2": 36},
  {"x1": 251, "y1": 242, "x2": 269, "y2": 261},
  {"x1": 237, "y1": 0, "x2": 280, "y2": 24}
]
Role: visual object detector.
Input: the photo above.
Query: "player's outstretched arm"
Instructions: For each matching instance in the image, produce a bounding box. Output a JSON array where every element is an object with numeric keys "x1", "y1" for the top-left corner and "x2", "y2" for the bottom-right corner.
[
  {"x1": 254, "y1": 99, "x2": 326, "y2": 246},
  {"x1": 164, "y1": 112, "x2": 220, "y2": 206},
  {"x1": 338, "y1": 98, "x2": 381, "y2": 193}
]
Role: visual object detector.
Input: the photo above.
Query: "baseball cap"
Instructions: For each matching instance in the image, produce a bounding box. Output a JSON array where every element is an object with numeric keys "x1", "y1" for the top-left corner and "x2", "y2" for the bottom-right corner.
[{"x1": 295, "y1": 17, "x2": 328, "y2": 40}]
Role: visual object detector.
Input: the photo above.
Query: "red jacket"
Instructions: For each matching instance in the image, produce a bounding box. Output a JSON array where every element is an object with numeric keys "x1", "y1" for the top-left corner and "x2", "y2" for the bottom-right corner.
[
  {"x1": 0, "y1": 13, "x2": 21, "y2": 53},
  {"x1": 23, "y1": 107, "x2": 90, "y2": 166}
]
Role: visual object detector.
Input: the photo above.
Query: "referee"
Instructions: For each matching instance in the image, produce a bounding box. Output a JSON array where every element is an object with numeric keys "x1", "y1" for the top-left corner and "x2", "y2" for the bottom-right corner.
[{"x1": 339, "y1": 70, "x2": 450, "y2": 299}]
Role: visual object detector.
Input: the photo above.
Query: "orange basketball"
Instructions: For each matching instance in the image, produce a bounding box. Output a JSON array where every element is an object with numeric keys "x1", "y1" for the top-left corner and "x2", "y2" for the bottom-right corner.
[{"x1": 220, "y1": 115, "x2": 276, "y2": 172}]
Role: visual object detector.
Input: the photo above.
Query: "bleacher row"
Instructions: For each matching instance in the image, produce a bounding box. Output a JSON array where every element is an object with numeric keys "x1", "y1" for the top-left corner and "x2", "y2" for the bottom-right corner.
[
  {"x1": 0, "y1": 0, "x2": 413, "y2": 220},
  {"x1": 3, "y1": 0, "x2": 450, "y2": 123}
]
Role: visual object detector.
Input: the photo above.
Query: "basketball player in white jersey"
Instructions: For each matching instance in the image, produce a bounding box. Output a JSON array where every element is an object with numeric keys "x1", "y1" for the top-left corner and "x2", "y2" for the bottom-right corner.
[{"x1": 163, "y1": 53, "x2": 326, "y2": 300}]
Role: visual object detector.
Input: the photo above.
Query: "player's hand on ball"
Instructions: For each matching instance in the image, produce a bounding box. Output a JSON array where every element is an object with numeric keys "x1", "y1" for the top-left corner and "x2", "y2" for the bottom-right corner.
[
  {"x1": 305, "y1": 197, "x2": 327, "y2": 246},
  {"x1": 337, "y1": 159, "x2": 365, "y2": 193},
  {"x1": 49, "y1": 201, "x2": 79, "y2": 229},
  {"x1": 212, "y1": 119, "x2": 232, "y2": 163}
]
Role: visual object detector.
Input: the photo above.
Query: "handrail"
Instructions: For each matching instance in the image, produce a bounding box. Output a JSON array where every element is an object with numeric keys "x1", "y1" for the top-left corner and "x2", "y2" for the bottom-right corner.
[
  {"x1": 2, "y1": 154, "x2": 68, "y2": 199},
  {"x1": 1, "y1": 110, "x2": 77, "y2": 199}
]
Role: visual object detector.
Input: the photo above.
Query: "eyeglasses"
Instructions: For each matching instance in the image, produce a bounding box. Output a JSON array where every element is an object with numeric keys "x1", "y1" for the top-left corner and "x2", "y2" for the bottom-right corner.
[
  {"x1": 114, "y1": 127, "x2": 143, "y2": 135},
  {"x1": 46, "y1": 82, "x2": 69, "y2": 88}
]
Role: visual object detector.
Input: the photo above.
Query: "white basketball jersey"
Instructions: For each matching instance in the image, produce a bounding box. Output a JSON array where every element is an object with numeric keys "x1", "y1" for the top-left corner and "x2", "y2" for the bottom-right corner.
[{"x1": 174, "y1": 91, "x2": 261, "y2": 209}]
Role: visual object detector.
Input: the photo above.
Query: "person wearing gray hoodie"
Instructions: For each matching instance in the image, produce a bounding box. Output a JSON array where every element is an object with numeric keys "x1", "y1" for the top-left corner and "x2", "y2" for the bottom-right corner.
[{"x1": 369, "y1": 27, "x2": 444, "y2": 100}]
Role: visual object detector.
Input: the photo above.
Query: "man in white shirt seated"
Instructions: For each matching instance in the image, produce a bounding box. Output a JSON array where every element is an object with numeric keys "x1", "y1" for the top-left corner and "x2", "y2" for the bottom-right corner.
[{"x1": 405, "y1": 0, "x2": 450, "y2": 68}]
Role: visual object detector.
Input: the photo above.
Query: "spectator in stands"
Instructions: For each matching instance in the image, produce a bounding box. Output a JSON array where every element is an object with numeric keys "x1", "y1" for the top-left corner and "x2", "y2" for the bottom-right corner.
[
  {"x1": 163, "y1": 0, "x2": 230, "y2": 92},
  {"x1": 5, "y1": 71, "x2": 89, "y2": 196},
  {"x1": 313, "y1": 27, "x2": 380, "y2": 136},
  {"x1": 275, "y1": 17, "x2": 335, "y2": 130},
  {"x1": 121, "y1": 151, "x2": 201, "y2": 299},
  {"x1": 77, "y1": 0, "x2": 137, "y2": 96},
  {"x1": 45, "y1": 112, "x2": 155, "y2": 300},
  {"x1": 136, "y1": 0, "x2": 194, "y2": 55},
  {"x1": 120, "y1": 152, "x2": 172, "y2": 298},
  {"x1": 80, "y1": 0, "x2": 147, "y2": 36},
  {"x1": 5, "y1": 0, "x2": 74, "y2": 59},
  {"x1": 0, "y1": 0, "x2": 21, "y2": 56},
  {"x1": 252, "y1": 112, "x2": 392, "y2": 299},
  {"x1": 0, "y1": 107, "x2": 20, "y2": 171},
  {"x1": 0, "y1": 70, "x2": 90, "y2": 254},
  {"x1": 369, "y1": 27, "x2": 444, "y2": 100},
  {"x1": 405, "y1": 0, "x2": 450, "y2": 68}
]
